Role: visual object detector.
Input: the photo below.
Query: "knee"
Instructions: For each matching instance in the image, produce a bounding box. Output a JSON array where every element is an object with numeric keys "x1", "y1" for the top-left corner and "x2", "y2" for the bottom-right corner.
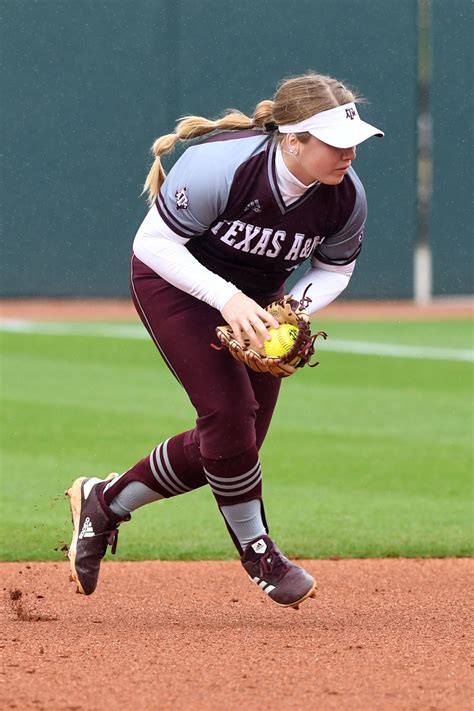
[{"x1": 197, "y1": 400, "x2": 258, "y2": 459}]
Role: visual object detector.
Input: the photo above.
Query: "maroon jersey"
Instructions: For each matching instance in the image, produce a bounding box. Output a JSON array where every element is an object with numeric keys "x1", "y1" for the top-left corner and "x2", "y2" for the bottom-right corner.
[{"x1": 156, "y1": 129, "x2": 367, "y2": 294}]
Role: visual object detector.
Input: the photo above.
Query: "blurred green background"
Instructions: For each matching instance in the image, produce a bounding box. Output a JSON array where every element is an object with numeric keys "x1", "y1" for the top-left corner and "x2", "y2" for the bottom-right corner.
[{"x1": 1, "y1": 318, "x2": 472, "y2": 561}]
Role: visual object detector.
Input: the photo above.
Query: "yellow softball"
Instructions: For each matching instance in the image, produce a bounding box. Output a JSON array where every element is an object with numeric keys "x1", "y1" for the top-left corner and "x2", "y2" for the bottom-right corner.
[{"x1": 263, "y1": 324, "x2": 299, "y2": 357}]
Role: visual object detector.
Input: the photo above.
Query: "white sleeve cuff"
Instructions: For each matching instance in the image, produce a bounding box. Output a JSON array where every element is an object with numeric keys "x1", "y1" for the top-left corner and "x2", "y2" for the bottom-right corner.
[{"x1": 133, "y1": 208, "x2": 241, "y2": 312}]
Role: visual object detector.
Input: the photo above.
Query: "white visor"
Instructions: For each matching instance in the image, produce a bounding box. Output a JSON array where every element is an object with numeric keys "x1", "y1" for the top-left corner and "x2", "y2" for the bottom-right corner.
[{"x1": 278, "y1": 102, "x2": 384, "y2": 149}]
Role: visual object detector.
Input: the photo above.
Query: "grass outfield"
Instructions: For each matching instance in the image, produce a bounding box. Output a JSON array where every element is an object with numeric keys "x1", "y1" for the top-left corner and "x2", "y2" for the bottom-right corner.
[{"x1": 0, "y1": 319, "x2": 472, "y2": 561}]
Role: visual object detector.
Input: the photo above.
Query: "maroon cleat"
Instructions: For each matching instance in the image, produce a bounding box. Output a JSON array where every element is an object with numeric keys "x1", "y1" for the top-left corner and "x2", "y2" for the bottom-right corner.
[
  {"x1": 241, "y1": 535, "x2": 316, "y2": 609},
  {"x1": 65, "y1": 475, "x2": 129, "y2": 595}
]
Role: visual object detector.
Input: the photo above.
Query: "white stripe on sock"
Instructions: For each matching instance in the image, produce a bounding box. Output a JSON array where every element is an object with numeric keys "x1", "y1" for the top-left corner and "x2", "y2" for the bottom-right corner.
[
  {"x1": 204, "y1": 464, "x2": 262, "y2": 496},
  {"x1": 149, "y1": 448, "x2": 181, "y2": 496},
  {"x1": 161, "y1": 439, "x2": 193, "y2": 492},
  {"x1": 154, "y1": 444, "x2": 188, "y2": 495},
  {"x1": 204, "y1": 470, "x2": 262, "y2": 491},
  {"x1": 204, "y1": 461, "x2": 261, "y2": 484},
  {"x1": 205, "y1": 471, "x2": 262, "y2": 497}
]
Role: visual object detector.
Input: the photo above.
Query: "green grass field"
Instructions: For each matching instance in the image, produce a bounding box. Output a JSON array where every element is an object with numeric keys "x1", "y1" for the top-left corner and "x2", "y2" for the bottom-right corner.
[{"x1": 0, "y1": 318, "x2": 472, "y2": 561}]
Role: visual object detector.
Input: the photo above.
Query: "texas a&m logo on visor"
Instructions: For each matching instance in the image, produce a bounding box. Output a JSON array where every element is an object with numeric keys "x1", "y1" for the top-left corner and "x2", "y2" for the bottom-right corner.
[
  {"x1": 175, "y1": 187, "x2": 189, "y2": 210},
  {"x1": 345, "y1": 107, "x2": 357, "y2": 120}
]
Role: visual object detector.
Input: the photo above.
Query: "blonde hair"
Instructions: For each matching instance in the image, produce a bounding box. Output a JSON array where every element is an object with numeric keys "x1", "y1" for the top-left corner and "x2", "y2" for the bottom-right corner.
[{"x1": 143, "y1": 72, "x2": 358, "y2": 205}]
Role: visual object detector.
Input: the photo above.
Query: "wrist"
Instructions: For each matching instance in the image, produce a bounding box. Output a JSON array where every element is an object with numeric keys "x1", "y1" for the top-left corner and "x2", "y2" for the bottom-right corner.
[{"x1": 217, "y1": 287, "x2": 243, "y2": 313}]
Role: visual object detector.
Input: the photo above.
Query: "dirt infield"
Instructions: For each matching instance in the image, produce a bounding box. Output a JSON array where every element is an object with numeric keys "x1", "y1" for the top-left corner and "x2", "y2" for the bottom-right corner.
[
  {"x1": 1, "y1": 559, "x2": 472, "y2": 711},
  {"x1": 1, "y1": 297, "x2": 472, "y2": 321}
]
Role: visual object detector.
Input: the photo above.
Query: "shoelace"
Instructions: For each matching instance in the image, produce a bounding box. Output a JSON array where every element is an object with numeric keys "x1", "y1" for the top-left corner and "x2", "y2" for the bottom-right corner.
[
  {"x1": 98, "y1": 513, "x2": 130, "y2": 555},
  {"x1": 92, "y1": 528, "x2": 119, "y2": 554},
  {"x1": 258, "y1": 548, "x2": 288, "y2": 582},
  {"x1": 107, "y1": 529, "x2": 119, "y2": 555},
  {"x1": 89, "y1": 510, "x2": 130, "y2": 555}
]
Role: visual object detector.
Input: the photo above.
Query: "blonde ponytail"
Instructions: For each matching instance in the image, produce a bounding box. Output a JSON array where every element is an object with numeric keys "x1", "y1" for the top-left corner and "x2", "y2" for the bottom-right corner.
[
  {"x1": 143, "y1": 102, "x2": 276, "y2": 205},
  {"x1": 142, "y1": 133, "x2": 177, "y2": 206},
  {"x1": 252, "y1": 99, "x2": 274, "y2": 128}
]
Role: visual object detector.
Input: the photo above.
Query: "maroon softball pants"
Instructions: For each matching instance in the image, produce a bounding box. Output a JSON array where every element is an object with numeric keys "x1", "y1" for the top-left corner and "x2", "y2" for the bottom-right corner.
[{"x1": 104, "y1": 256, "x2": 282, "y2": 509}]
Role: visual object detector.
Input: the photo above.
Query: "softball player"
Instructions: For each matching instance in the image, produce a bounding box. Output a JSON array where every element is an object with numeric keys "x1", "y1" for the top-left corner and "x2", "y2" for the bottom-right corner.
[{"x1": 66, "y1": 72, "x2": 383, "y2": 608}]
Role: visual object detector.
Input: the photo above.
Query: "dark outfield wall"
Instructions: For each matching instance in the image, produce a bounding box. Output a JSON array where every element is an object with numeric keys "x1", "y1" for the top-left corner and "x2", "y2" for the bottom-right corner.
[
  {"x1": 1, "y1": 0, "x2": 470, "y2": 298},
  {"x1": 430, "y1": 0, "x2": 473, "y2": 296}
]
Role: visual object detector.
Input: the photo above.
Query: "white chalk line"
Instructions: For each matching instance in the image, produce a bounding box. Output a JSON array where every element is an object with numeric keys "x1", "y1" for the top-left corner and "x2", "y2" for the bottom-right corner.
[{"x1": 0, "y1": 319, "x2": 473, "y2": 362}]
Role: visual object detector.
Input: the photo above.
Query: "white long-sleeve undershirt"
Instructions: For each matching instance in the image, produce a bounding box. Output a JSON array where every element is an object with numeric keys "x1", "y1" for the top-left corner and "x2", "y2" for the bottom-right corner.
[
  {"x1": 133, "y1": 146, "x2": 356, "y2": 315},
  {"x1": 133, "y1": 208, "x2": 241, "y2": 312},
  {"x1": 290, "y1": 259, "x2": 355, "y2": 313}
]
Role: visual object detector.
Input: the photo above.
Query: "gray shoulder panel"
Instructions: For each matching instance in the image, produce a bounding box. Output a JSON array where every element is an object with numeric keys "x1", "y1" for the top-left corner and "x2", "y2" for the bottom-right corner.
[{"x1": 158, "y1": 134, "x2": 268, "y2": 237}]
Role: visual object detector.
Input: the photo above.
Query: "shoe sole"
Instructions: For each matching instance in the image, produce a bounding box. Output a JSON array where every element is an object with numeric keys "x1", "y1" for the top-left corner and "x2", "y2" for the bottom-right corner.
[
  {"x1": 64, "y1": 477, "x2": 88, "y2": 594},
  {"x1": 64, "y1": 473, "x2": 118, "y2": 595},
  {"x1": 275, "y1": 580, "x2": 317, "y2": 610}
]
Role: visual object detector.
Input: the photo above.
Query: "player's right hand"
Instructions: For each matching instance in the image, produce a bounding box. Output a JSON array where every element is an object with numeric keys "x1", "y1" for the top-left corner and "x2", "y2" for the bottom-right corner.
[{"x1": 221, "y1": 293, "x2": 279, "y2": 349}]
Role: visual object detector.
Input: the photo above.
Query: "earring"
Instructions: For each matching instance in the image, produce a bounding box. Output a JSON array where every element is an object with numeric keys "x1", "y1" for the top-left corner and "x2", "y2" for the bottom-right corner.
[{"x1": 289, "y1": 147, "x2": 298, "y2": 156}]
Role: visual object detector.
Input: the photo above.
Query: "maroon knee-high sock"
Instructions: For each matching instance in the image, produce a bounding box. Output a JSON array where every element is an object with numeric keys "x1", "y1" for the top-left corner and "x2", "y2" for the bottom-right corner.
[{"x1": 103, "y1": 430, "x2": 206, "y2": 505}]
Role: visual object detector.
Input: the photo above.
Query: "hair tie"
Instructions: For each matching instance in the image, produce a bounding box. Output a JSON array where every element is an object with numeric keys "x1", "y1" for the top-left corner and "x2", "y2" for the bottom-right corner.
[{"x1": 264, "y1": 121, "x2": 278, "y2": 133}]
